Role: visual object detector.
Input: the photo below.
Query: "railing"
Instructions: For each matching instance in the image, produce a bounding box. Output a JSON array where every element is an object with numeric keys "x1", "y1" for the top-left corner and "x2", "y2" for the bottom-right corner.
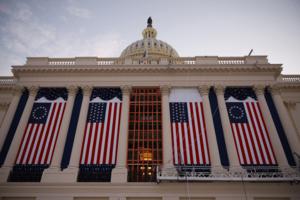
[
  {"x1": 97, "y1": 57, "x2": 120, "y2": 65},
  {"x1": 281, "y1": 75, "x2": 300, "y2": 82},
  {"x1": 218, "y1": 57, "x2": 245, "y2": 64},
  {"x1": 48, "y1": 58, "x2": 75, "y2": 65},
  {"x1": 25, "y1": 56, "x2": 267, "y2": 66},
  {"x1": 157, "y1": 166, "x2": 300, "y2": 182},
  {"x1": 0, "y1": 76, "x2": 16, "y2": 85},
  {"x1": 170, "y1": 57, "x2": 196, "y2": 65}
]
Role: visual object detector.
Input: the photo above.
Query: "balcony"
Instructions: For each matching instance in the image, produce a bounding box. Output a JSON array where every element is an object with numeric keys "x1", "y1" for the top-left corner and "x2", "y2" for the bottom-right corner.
[{"x1": 157, "y1": 166, "x2": 300, "y2": 182}]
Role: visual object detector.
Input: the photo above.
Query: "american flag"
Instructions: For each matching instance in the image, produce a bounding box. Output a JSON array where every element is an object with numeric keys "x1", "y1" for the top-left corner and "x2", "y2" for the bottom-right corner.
[
  {"x1": 16, "y1": 97, "x2": 66, "y2": 165},
  {"x1": 80, "y1": 88, "x2": 122, "y2": 165},
  {"x1": 169, "y1": 88, "x2": 210, "y2": 165},
  {"x1": 225, "y1": 88, "x2": 277, "y2": 166}
]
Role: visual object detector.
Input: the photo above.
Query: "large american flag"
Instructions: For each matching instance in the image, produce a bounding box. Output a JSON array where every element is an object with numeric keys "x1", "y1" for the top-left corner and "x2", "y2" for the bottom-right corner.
[
  {"x1": 225, "y1": 88, "x2": 277, "y2": 166},
  {"x1": 80, "y1": 88, "x2": 122, "y2": 165},
  {"x1": 16, "y1": 94, "x2": 66, "y2": 165},
  {"x1": 169, "y1": 88, "x2": 210, "y2": 165}
]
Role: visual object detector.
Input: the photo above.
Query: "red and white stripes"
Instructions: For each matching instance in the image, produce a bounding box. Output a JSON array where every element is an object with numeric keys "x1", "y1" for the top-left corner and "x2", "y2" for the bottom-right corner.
[
  {"x1": 230, "y1": 101, "x2": 276, "y2": 165},
  {"x1": 171, "y1": 102, "x2": 210, "y2": 165},
  {"x1": 80, "y1": 102, "x2": 122, "y2": 165},
  {"x1": 169, "y1": 88, "x2": 210, "y2": 165},
  {"x1": 16, "y1": 101, "x2": 66, "y2": 165}
]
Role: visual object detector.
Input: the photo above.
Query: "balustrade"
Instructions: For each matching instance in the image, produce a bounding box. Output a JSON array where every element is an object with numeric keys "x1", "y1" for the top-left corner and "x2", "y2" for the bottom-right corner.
[
  {"x1": 0, "y1": 77, "x2": 16, "y2": 85},
  {"x1": 157, "y1": 165, "x2": 300, "y2": 182},
  {"x1": 16, "y1": 56, "x2": 269, "y2": 67},
  {"x1": 281, "y1": 75, "x2": 300, "y2": 82}
]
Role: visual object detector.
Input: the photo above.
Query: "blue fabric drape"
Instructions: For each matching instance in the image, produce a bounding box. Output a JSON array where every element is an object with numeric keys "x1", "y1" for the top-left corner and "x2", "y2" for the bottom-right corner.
[
  {"x1": 0, "y1": 89, "x2": 29, "y2": 167},
  {"x1": 264, "y1": 88, "x2": 296, "y2": 166},
  {"x1": 209, "y1": 87, "x2": 229, "y2": 167},
  {"x1": 60, "y1": 88, "x2": 83, "y2": 170},
  {"x1": 78, "y1": 164, "x2": 115, "y2": 182}
]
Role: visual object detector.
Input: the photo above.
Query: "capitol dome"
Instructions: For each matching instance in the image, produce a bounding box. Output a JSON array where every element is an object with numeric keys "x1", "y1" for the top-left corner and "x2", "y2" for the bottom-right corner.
[{"x1": 120, "y1": 17, "x2": 179, "y2": 58}]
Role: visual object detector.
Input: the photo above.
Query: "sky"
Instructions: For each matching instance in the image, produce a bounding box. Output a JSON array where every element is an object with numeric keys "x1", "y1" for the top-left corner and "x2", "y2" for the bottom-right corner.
[{"x1": 0, "y1": 0, "x2": 299, "y2": 76}]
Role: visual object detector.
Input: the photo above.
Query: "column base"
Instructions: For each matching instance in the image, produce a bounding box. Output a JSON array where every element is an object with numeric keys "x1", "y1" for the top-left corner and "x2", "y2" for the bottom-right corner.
[
  {"x1": 228, "y1": 166, "x2": 246, "y2": 178},
  {"x1": 211, "y1": 165, "x2": 228, "y2": 175},
  {"x1": 41, "y1": 167, "x2": 78, "y2": 183},
  {"x1": 36, "y1": 196, "x2": 73, "y2": 200},
  {"x1": 111, "y1": 167, "x2": 127, "y2": 183},
  {"x1": 0, "y1": 166, "x2": 11, "y2": 183},
  {"x1": 161, "y1": 165, "x2": 177, "y2": 173},
  {"x1": 163, "y1": 196, "x2": 180, "y2": 200}
]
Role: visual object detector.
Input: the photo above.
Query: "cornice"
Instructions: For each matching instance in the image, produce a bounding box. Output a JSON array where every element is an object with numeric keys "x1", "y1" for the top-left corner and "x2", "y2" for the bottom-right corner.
[
  {"x1": 0, "y1": 85, "x2": 16, "y2": 91},
  {"x1": 12, "y1": 64, "x2": 282, "y2": 77},
  {"x1": 276, "y1": 82, "x2": 300, "y2": 89}
]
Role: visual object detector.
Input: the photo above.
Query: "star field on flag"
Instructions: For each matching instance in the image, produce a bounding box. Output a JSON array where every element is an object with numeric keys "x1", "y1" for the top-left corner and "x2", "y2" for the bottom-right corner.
[
  {"x1": 225, "y1": 88, "x2": 277, "y2": 166},
  {"x1": 80, "y1": 88, "x2": 122, "y2": 165}
]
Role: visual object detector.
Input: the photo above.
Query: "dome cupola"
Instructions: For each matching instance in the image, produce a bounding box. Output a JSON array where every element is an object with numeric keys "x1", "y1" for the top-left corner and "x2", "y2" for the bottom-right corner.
[{"x1": 120, "y1": 17, "x2": 179, "y2": 58}]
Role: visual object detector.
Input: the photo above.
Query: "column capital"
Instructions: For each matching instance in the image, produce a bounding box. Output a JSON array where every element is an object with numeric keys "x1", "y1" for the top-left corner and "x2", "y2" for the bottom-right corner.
[
  {"x1": 253, "y1": 84, "x2": 266, "y2": 96},
  {"x1": 198, "y1": 85, "x2": 210, "y2": 96},
  {"x1": 0, "y1": 102, "x2": 10, "y2": 110},
  {"x1": 160, "y1": 85, "x2": 171, "y2": 95},
  {"x1": 284, "y1": 100, "x2": 297, "y2": 110},
  {"x1": 66, "y1": 85, "x2": 78, "y2": 96},
  {"x1": 28, "y1": 86, "x2": 39, "y2": 96},
  {"x1": 269, "y1": 84, "x2": 281, "y2": 95},
  {"x1": 81, "y1": 85, "x2": 93, "y2": 97},
  {"x1": 120, "y1": 85, "x2": 132, "y2": 95},
  {"x1": 13, "y1": 85, "x2": 24, "y2": 96},
  {"x1": 214, "y1": 84, "x2": 225, "y2": 95}
]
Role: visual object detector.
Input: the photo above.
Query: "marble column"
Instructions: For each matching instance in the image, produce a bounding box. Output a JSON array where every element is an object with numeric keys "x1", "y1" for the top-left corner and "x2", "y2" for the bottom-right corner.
[
  {"x1": 214, "y1": 85, "x2": 241, "y2": 170},
  {"x1": 285, "y1": 101, "x2": 300, "y2": 141},
  {"x1": 42, "y1": 86, "x2": 78, "y2": 182},
  {"x1": 160, "y1": 85, "x2": 173, "y2": 169},
  {"x1": 0, "y1": 86, "x2": 38, "y2": 183},
  {"x1": 0, "y1": 86, "x2": 23, "y2": 150},
  {"x1": 198, "y1": 85, "x2": 222, "y2": 169},
  {"x1": 254, "y1": 85, "x2": 289, "y2": 167},
  {"x1": 66, "y1": 85, "x2": 92, "y2": 182},
  {"x1": 270, "y1": 85, "x2": 300, "y2": 155},
  {"x1": 0, "y1": 103, "x2": 9, "y2": 128},
  {"x1": 111, "y1": 85, "x2": 131, "y2": 183}
]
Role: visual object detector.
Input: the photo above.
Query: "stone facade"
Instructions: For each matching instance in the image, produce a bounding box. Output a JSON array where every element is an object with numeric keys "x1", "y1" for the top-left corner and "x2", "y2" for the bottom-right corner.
[{"x1": 0, "y1": 21, "x2": 300, "y2": 200}]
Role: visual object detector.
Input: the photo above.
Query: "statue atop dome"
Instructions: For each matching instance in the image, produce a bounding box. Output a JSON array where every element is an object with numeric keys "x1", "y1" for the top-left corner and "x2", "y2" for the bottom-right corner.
[{"x1": 147, "y1": 17, "x2": 152, "y2": 27}]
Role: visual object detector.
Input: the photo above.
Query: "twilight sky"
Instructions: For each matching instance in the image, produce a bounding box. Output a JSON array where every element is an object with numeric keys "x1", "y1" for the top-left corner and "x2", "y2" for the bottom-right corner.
[{"x1": 0, "y1": 0, "x2": 299, "y2": 76}]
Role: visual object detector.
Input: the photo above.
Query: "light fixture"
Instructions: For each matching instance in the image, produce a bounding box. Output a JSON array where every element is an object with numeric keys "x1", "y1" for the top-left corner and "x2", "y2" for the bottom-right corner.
[{"x1": 140, "y1": 150, "x2": 153, "y2": 161}]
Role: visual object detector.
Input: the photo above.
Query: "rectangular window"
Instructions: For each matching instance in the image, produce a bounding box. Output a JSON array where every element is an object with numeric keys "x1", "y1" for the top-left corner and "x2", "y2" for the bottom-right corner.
[{"x1": 127, "y1": 87, "x2": 162, "y2": 182}]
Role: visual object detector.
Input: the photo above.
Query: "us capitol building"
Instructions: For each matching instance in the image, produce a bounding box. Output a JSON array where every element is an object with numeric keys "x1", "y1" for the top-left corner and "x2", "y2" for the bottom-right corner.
[{"x1": 0, "y1": 18, "x2": 300, "y2": 200}]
